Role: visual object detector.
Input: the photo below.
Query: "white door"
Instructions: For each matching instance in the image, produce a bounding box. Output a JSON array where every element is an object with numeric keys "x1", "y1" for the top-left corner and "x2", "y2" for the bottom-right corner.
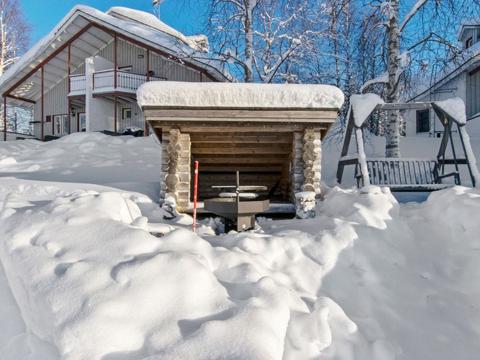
[
  {"x1": 79, "y1": 113, "x2": 86, "y2": 132},
  {"x1": 54, "y1": 115, "x2": 69, "y2": 136}
]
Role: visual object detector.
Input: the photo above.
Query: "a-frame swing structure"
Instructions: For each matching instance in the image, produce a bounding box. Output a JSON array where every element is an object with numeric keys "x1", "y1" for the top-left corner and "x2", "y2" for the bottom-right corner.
[{"x1": 337, "y1": 97, "x2": 480, "y2": 191}]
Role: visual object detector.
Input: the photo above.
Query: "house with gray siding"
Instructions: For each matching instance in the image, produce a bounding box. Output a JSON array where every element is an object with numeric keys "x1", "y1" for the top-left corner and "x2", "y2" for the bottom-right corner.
[
  {"x1": 0, "y1": 6, "x2": 229, "y2": 141},
  {"x1": 406, "y1": 22, "x2": 480, "y2": 138}
]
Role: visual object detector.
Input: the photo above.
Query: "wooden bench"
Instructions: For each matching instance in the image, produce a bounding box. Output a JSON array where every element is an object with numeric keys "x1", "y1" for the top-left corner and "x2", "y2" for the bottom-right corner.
[{"x1": 355, "y1": 158, "x2": 460, "y2": 192}]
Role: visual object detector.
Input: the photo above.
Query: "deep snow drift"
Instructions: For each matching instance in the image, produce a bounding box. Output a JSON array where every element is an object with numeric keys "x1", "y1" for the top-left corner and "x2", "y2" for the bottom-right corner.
[{"x1": 0, "y1": 133, "x2": 480, "y2": 360}]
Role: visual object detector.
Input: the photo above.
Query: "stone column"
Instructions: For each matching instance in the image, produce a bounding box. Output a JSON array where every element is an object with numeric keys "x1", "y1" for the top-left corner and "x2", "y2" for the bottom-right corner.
[
  {"x1": 290, "y1": 132, "x2": 305, "y2": 201},
  {"x1": 160, "y1": 128, "x2": 191, "y2": 212},
  {"x1": 302, "y1": 128, "x2": 322, "y2": 196}
]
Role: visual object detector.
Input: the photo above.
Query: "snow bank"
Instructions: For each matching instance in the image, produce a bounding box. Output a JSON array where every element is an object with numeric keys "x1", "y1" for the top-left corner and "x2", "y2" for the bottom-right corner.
[
  {"x1": 1, "y1": 133, "x2": 480, "y2": 359},
  {"x1": 0, "y1": 132, "x2": 162, "y2": 200},
  {"x1": 137, "y1": 81, "x2": 345, "y2": 109},
  {"x1": 350, "y1": 93, "x2": 384, "y2": 127}
]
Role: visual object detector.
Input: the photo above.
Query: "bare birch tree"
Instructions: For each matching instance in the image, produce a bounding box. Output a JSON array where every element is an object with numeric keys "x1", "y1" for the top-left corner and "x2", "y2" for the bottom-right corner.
[
  {"x1": 358, "y1": 0, "x2": 475, "y2": 157},
  {"x1": 0, "y1": 0, "x2": 29, "y2": 76},
  {"x1": 204, "y1": 0, "x2": 318, "y2": 82}
]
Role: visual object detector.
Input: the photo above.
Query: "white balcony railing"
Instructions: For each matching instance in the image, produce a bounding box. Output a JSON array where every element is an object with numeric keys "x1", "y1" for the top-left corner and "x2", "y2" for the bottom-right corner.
[
  {"x1": 69, "y1": 74, "x2": 86, "y2": 94},
  {"x1": 93, "y1": 70, "x2": 165, "y2": 93},
  {"x1": 69, "y1": 70, "x2": 165, "y2": 97}
]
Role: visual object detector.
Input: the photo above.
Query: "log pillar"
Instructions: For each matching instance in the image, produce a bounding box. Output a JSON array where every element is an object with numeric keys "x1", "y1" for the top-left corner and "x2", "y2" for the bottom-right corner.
[
  {"x1": 302, "y1": 127, "x2": 322, "y2": 196},
  {"x1": 161, "y1": 128, "x2": 191, "y2": 212},
  {"x1": 290, "y1": 132, "x2": 305, "y2": 201}
]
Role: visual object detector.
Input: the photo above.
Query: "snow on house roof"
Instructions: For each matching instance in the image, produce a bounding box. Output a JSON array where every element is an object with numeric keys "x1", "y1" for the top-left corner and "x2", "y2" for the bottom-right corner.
[
  {"x1": 0, "y1": 5, "x2": 229, "y2": 96},
  {"x1": 409, "y1": 42, "x2": 480, "y2": 102},
  {"x1": 107, "y1": 7, "x2": 209, "y2": 52},
  {"x1": 137, "y1": 81, "x2": 345, "y2": 110}
]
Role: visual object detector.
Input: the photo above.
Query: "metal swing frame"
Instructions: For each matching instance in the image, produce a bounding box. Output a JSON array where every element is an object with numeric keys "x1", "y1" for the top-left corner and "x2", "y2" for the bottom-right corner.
[{"x1": 336, "y1": 101, "x2": 479, "y2": 192}]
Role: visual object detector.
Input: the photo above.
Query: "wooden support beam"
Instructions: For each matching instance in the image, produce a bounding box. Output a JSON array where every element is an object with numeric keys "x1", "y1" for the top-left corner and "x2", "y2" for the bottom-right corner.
[
  {"x1": 190, "y1": 133, "x2": 293, "y2": 144},
  {"x1": 192, "y1": 157, "x2": 287, "y2": 165},
  {"x1": 146, "y1": 49, "x2": 150, "y2": 81},
  {"x1": 192, "y1": 147, "x2": 291, "y2": 155},
  {"x1": 376, "y1": 102, "x2": 432, "y2": 111},
  {"x1": 41, "y1": 66, "x2": 44, "y2": 141},
  {"x1": 67, "y1": 43, "x2": 71, "y2": 93},
  {"x1": 199, "y1": 166, "x2": 283, "y2": 172},
  {"x1": 3, "y1": 96, "x2": 6, "y2": 141},
  {"x1": 114, "y1": 96, "x2": 118, "y2": 133},
  {"x1": 114, "y1": 33, "x2": 118, "y2": 89},
  {"x1": 5, "y1": 94, "x2": 36, "y2": 104},
  {"x1": 144, "y1": 108, "x2": 337, "y2": 121},
  {"x1": 68, "y1": 98, "x2": 71, "y2": 134},
  {"x1": 150, "y1": 122, "x2": 327, "y2": 133}
]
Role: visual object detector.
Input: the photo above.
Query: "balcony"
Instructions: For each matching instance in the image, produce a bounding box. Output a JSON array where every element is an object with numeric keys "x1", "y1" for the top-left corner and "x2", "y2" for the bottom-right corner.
[
  {"x1": 69, "y1": 74, "x2": 86, "y2": 96},
  {"x1": 68, "y1": 70, "x2": 164, "y2": 97}
]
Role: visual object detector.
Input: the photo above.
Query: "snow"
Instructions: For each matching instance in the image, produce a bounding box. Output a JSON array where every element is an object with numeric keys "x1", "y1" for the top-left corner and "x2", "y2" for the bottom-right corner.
[
  {"x1": 399, "y1": 0, "x2": 428, "y2": 32},
  {"x1": 349, "y1": 93, "x2": 384, "y2": 127},
  {"x1": 360, "y1": 71, "x2": 388, "y2": 92},
  {"x1": 108, "y1": 7, "x2": 209, "y2": 52},
  {"x1": 434, "y1": 97, "x2": 467, "y2": 125},
  {"x1": 1, "y1": 133, "x2": 480, "y2": 359},
  {"x1": 0, "y1": 132, "x2": 163, "y2": 200},
  {"x1": 137, "y1": 81, "x2": 345, "y2": 109}
]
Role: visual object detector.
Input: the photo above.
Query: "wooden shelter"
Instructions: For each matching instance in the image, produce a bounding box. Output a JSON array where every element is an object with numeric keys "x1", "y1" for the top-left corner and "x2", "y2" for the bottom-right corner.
[
  {"x1": 337, "y1": 96, "x2": 480, "y2": 191},
  {"x1": 138, "y1": 82, "x2": 344, "y2": 212}
]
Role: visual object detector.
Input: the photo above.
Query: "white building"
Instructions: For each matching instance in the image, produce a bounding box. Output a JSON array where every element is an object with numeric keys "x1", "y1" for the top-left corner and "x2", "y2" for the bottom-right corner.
[
  {"x1": 406, "y1": 22, "x2": 480, "y2": 138},
  {"x1": 0, "y1": 6, "x2": 229, "y2": 141}
]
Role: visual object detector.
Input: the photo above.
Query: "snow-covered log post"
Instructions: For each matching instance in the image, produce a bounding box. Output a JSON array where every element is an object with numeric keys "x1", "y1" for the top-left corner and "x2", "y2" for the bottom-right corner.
[
  {"x1": 302, "y1": 127, "x2": 322, "y2": 195},
  {"x1": 3, "y1": 96, "x2": 6, "y2": 141},
  {"x1": 292, "y1": 127, "x2": 322, "y2": 219},
  {"x1": 163, "y1": 128, "x2": 191, "y2": 212},
  {"x1": 291, "y1": 132, "x2": 305, "y2": 199}
]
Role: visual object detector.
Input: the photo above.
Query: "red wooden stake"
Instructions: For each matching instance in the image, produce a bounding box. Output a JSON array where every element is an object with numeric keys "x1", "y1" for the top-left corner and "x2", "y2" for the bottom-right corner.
[{"x1": 193, "y1": 161, "x2": 199, "y2": 232}]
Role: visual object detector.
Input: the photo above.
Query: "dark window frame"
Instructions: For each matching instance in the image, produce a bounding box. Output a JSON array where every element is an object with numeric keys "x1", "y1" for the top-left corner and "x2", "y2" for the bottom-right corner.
[
  {"x1": 416, "y1": 109, "x2": 430, "y2": 133},
  {"x1": 122, "y1": 107, "x2": 132, "y2": 120},
  {"x1": 466, "y1": 37, "x2": 474, "y2": 49}
]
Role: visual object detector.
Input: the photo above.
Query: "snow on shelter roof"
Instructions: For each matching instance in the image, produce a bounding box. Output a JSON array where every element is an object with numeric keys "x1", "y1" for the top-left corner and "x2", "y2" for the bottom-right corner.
[
  {"x1": 137, "y1": 82, "x2": 345, "y2": 110},
  {"x1": 0, "y1": 5, "x2": 229, "y2": 97}
]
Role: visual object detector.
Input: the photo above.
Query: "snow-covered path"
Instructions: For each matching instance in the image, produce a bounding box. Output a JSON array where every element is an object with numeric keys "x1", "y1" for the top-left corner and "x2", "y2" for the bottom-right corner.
[{"x1": 0, "y1": 134, "x2": 479, "y2": 359}]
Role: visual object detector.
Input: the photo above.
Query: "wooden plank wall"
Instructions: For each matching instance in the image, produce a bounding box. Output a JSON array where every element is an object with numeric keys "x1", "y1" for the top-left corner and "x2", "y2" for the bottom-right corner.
[{"x1": 190, "y1": 131, "x2": 294, "y2": 201}]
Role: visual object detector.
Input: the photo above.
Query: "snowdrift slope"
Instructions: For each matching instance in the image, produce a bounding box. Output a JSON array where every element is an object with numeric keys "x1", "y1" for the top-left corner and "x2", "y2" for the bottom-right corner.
[{"x1": 0, "y1": 134, "x2": 479, "y2": 359}]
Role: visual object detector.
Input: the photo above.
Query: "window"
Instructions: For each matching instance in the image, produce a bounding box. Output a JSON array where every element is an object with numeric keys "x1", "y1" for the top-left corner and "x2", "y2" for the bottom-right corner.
[
  {"x1": 122, "y1": 108, "x2": 132, "y2": 120},
  {"x1": 78, "y1": 113, "x2": 86, "y2": 132},
  {"x1": 467, "y1": 69, "x2": 480, "y2": 117},
  {"x1": 416, "y1": 109, "x2": 430, "y2": 133},
  {"x1": 466, "y1": 37, "x2": 474, "y2": 49}
]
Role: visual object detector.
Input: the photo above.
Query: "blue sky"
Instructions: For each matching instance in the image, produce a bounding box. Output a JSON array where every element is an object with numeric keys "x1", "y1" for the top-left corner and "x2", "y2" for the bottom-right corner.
[{"x1": 21, "y1": 0, "x2": 207, "y2": 45}]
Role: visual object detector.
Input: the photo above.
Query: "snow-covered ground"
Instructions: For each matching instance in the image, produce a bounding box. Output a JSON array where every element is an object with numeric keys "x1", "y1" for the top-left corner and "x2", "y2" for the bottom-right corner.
[{"x1": 0, "y1": 133, "x2": 480, "y2": 359}]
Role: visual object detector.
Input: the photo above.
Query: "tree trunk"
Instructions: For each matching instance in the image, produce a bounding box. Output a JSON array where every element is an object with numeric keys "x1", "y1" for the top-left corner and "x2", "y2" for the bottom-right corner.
[
  {"x1": 0, "y1": 11, "x2": 6, "y2": 77},
  {"x1": 244, "y1": 0, "x2": 254, "y2": 82},
  {"x1": 385, "y1": 0, "x2": 401, "y2": 158}
]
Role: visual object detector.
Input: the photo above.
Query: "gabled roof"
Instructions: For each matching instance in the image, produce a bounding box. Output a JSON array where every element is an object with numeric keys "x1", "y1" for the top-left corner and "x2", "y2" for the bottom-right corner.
[
  {"x1": 458, "y1": 21, "x2": 480, "y2": 41},
  {"x1": 0, "y1": 5, "x2": 230, "y2": 101},
  {"x1": 409, "y1": 42, "x2": 480, "y2": 102}
]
